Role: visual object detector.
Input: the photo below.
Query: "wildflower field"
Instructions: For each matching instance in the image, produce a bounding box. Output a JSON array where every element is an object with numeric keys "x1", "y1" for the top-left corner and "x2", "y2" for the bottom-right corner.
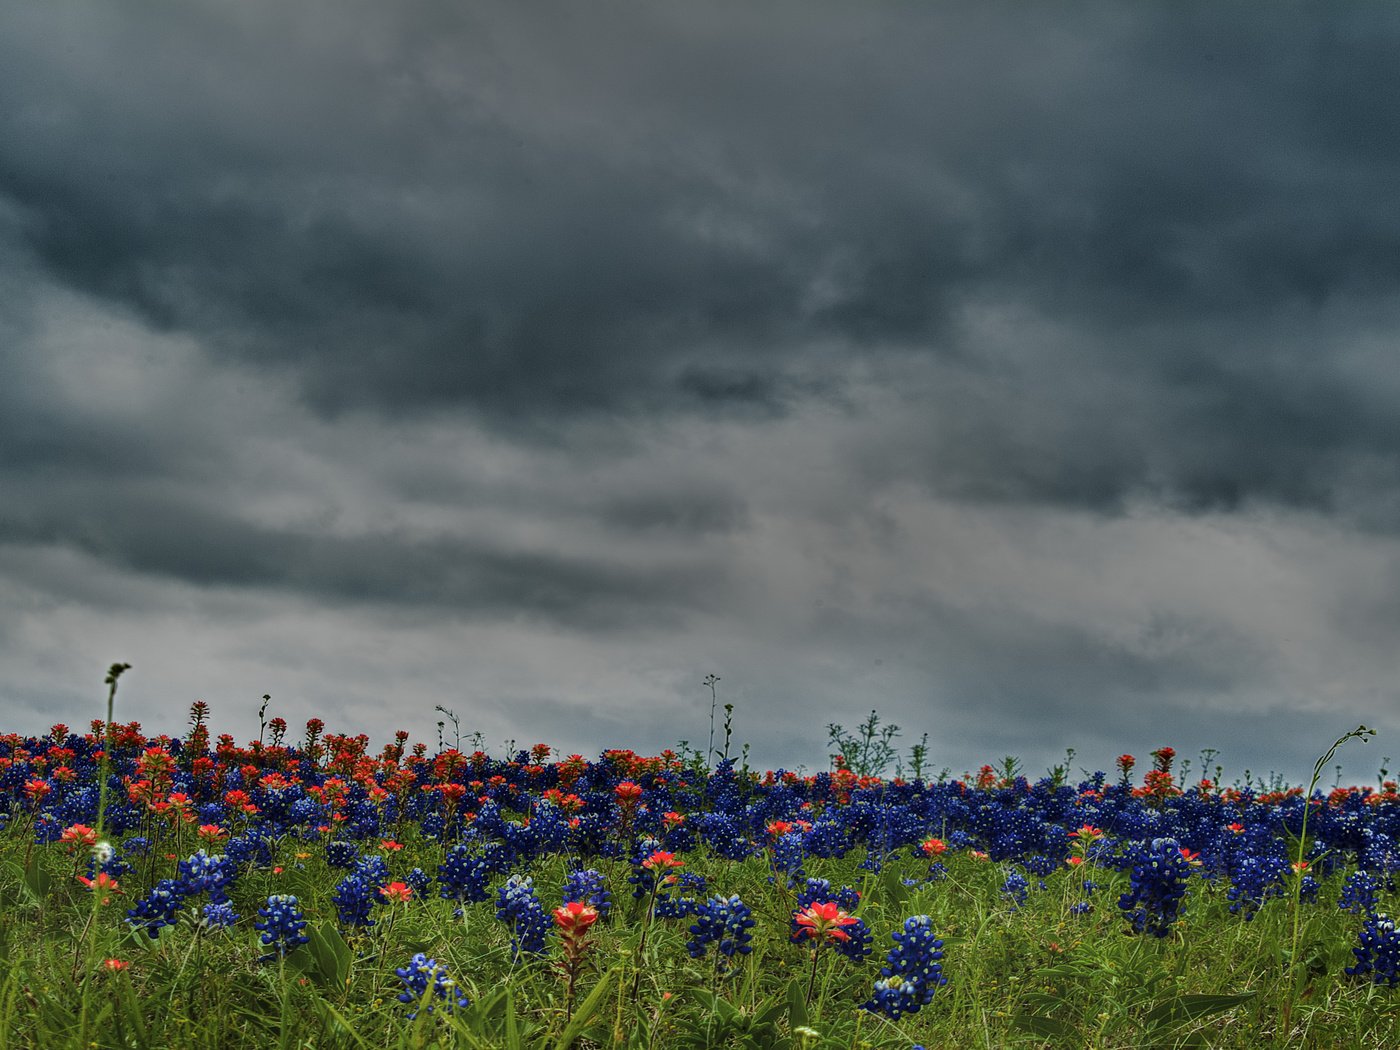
[{"x1": 3, "y1": 673, "x2": 1399, "y2": 1047}]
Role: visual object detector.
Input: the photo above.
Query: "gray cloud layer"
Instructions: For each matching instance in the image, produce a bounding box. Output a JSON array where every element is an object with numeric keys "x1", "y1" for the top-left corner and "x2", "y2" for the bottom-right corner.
[{"x1": 2, "y1": 2, "x2": 1398, "y2": 780}]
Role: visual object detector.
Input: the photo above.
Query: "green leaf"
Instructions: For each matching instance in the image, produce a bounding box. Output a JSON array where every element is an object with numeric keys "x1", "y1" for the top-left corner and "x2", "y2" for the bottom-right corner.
[
  {"x1": 785, "y1": 977, "x2": 809, "y2": 1031},
  {"x1": 1012, "y1": 1011, "x2": 1080, "y2": 1039},
  {"x1": 502, "y1": 987, "x2": 522, "y2": 1050},
  {"x1": 114, "y1": 974, "x2": 151, "y2": 1049},
  {"x1": 880, "y1": 867, "x2": 910, "y2": 916},
  {"x1": 315, "y1": 1001, "x2": 374, "y2": 1050},
  {"x1": 555, "y1": 965, "x2": 621, "y2": 1050},
  {"x1": 307, "y1": 920, "x2": 352, "y2": 988},
  {"x1": 752, "y1": 997, "x2": 786, "y2": 1028},
  {"x1": 1142, "y1": 992, "x2": 1255, "y2": 1029}
]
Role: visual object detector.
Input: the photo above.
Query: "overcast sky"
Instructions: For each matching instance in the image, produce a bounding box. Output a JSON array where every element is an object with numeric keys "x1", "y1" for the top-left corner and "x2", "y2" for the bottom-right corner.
[{"x1": 3, "y1": 2, "x2": 1398, "y2": 784}]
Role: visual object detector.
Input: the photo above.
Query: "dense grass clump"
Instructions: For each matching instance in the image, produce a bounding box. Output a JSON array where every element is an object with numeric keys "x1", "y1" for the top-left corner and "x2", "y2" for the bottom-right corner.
[{"x1": 2, "y1": 690, "x2": 1399, "y2": 1047}]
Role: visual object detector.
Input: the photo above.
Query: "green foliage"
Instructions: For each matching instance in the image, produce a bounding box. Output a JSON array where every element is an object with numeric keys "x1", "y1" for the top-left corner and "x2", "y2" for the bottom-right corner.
[{"x1": 826, "y1": 710, "x2": 900, "y2": 777}]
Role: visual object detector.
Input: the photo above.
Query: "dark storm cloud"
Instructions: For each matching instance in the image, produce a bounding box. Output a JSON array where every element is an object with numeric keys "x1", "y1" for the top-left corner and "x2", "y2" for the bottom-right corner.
[
  {"x1": 2, "y1": 2, "x2": 1399, "y2": 779},
  {"x1": 2, "y1": 2, "x2": 1398, "y2": 520}
]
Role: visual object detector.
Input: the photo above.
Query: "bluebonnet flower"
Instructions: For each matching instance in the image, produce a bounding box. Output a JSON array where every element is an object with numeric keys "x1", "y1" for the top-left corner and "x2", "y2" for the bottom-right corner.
[
  {"x1": 1000, "y1": 870, "x2": 1029, "y2": 910},
  {"x1": 1226, "y1": 853, "x2": 1286, "y2": 921},
  {"x1": 770, "y1": 832, "x2": 807, "y2": 884},
  {"x1": 396, "y1": 953, "x2": 471, "y2": 1017},
  {"x1": 406, "y1": 867, "x2": 433, "y2": 897},
  {"x1": 654, "y1": 870, "x2": 708, "y2": 919},
  {"x1": 332, "y1": 871, "x2": 378, "y2": 928},
  {"x1": 126, "y1": 879, "x2": 186, "y2": 938},
  {"x1": 254, "y1": 894, "x2": 309, "y2": 961},
  {"x1": 1298, "y1": 874, "x2": 1320, "y2": 905},
  {"x1": 1340, "y1": 870, "x2": 1381, "y2": 916},
  {"x1": 200, "y1": 901, "x2": 240, "y2": 931},
  {"x1": 1118, "y1": 838, "x2": 1192, "y2": 937},
  {"x1": 439, "y1": 843, "x2": 504, "y2": 913},
  {"x1": 1346, "y1": 913, "x2": 1400, "y2": 986},
  {"x1": 325, "y1": 840, "x2": 359, "y2": 869},
  {"x1": 177, "y1": 849, "x2": 236, "y2": 904},
  {"x1": 562, "y1": 868, "x2": 613, "y2": 919},
  {"x1": 1069, "y1": 901, "x2": 1094, "y2": 916},
  {"x1": 687, "y1": 895, "x2": 756, "y2": 965},
  {"x1": 495, "y1": 874, "x2": 550, "y2": 961},
  {"x1": 862, "y1": 915, "x2": 947, "y2": 1019}
]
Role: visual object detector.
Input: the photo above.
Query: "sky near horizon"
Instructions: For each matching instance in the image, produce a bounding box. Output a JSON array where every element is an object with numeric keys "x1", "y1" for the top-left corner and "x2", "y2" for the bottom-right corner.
[{"x1": 2, "y1": 2, "x2": 1398, "y2": 783}]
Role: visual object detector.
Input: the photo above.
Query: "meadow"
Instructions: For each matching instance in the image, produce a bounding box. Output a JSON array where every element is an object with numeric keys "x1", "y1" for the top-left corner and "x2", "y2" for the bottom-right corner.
[{"x1": 1, "y1": 669, "x2": 1397, "y2": 1048}]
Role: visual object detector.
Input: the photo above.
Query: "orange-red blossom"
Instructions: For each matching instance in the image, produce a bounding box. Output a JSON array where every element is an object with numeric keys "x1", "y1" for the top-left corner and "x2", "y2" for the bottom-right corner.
[
  {"x1": 77, "y1": 872, "x2": 122, "y2": 905},
  {"x1": 793, "y1": 901, "x2": 858, "y2": 946},
  {"x1": 553, "y1": 901, "x2": 600, "y2": 934}
]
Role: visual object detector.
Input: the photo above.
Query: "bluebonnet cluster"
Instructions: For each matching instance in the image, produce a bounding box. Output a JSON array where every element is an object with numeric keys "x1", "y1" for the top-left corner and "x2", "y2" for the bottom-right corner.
[
  {"x1": 770, "y1": 832, "x2": 807, "y2": 884},
  {"x1": 1000, "y1": 870, "x2": 1029, "y2": 910},
  {"x1": 200, "y1": 901, "x2": 240, "y2": 930},
  {"x1": 439, "y1": 843, "x2": 506, "y2": 913},
  {"x1": 332, "y1": 856, "x2": 389, "y2": 929},
  {"x1": 1118, "y1": 838, "x2": 1192, "y2": 937},
  {"x1": 396, "y1": 953, "x2": 471, "y2": 1017},
  {"x1": 405, "y1": 867, "x2": 433, "y2": 897},
  {"x1": 1346, "y1": 913, "x2": 1400, "y2": 987},
  {"x1": 862, "y1": 915, "x2": 947, "y2": 1019},
  {"x1": 177, "y1": 849, "x2": 236, "y2": 905},
  {"x1": 495, "y1": 874, "x2": 550, "y2": 961},
  {"x1": 254, "y1": 894, "x2": 309, "y2": 961},
  {"x1": 686, "y1": 894, "x2": 756, "y2": 965},
  {"x1": 126, "y1": 879, "x2": 185, "y2": 938},
  {"x1": 655, "y1": 871, "x2": 708, "y2": 919},
  {"x1": 1339, "y1": 870, "x2": 1381, "y2": 916},
  {"x1": 325, "y1": 840, "x2": 359, "y2": 869},
  {"x1": 1226, "y1": 853, "x2": 1286, "y2": 921},
  {"x1": 562, "y1": 868, "x2": 612, "y2": 918}
]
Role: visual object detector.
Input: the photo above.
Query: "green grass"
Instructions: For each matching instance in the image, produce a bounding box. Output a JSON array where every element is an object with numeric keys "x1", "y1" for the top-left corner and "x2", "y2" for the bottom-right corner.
[{"x1": 1, "y1": 826, "x2": 1397, "y2": 1049}]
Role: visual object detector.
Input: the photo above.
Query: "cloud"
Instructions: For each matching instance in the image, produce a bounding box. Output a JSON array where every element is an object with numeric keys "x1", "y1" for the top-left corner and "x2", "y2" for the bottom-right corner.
[{"x1": 1, "y1": 2, "x2": 1398, "y2": 780}]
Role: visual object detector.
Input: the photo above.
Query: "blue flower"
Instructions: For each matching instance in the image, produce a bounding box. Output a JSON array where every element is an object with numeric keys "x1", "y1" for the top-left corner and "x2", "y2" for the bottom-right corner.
[
  {"x1": 1000, "y1": 870, "x2": 1029, "y2": 910},
  {"x1": 1347, "y1": 913, "x2": 1400, "y2": 987},
  {"x1": 254, "y1": 894, "x2": 309, "y2": 961},
  {"x1": 396, "y1": 953, "x2": 471, "y2": 1017},
  {"x1": 687, "y1": 895, "x2": 756, "y2": 965},
  {"x1": 126, "y1": 879, "x2": 186, "y2": 938},
  {"x1": 200, "y1": 901, "x2": 240, "y2": 930},
  {"x1": 562, "y1": 868, "x2": 613, "y2": 918},
  {"x1": 495, "y1": 874, "x2": 550, "y2": 961},
  {"x1": 1118, "y1": 838, "x2": 1192, "y2": 937},
  {"x1": 862, "y1": 915, "x2": 947, "y2": 1019},
  {"x1": 331, "y1": 873, "x2": 377, "y2": 928},
  {"x1": 325, "y1": 840, "x2": 359, "y2": 869},
  {"x1": 1340, "y1": 870, "x2": 1381, "y2": 916},
  {"x1": 439, "y1": 843, "x2": 504, "y2": 912}
]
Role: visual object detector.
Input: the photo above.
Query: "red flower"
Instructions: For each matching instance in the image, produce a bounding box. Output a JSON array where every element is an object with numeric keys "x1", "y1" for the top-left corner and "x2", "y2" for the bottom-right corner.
[
  {"x1": 60, "y1": 824, "x2": 98, "y2": 851},
  {"x1": 379, "y1": 881, "x2": 412, "y2": 903},
  {"x1": 553, "y1": 901, "x2": 600, "y2": 933},
  {"x1": 102, "y1": 959, "x2": 130, "y2": 972},
  {"x1": 641, "y1": 850, "x2": 683, "y2": 871},
  {"x1": 380, "y1": 839, "x2": 404, "y2": 851},
  {"x1": 793, "y1": 901, "x2": 858, "y2": 945},
  {"x1": 920, "y1": 837, "x2": 947, "y2": 856},
  {"x1": 76, "y1": 872, "x2": 122, "y2": 905}
]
